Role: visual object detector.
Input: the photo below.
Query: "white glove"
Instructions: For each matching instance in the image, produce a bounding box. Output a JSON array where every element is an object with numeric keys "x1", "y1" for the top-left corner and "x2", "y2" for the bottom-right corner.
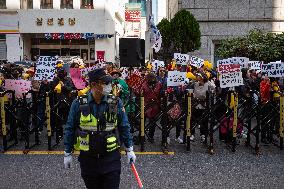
[
  {"x1": 126, "y1": 146, "x2": 136, "y2": 164},
  {"x1": 64, "y1": 152, "x2": 72, "y2": 169}
]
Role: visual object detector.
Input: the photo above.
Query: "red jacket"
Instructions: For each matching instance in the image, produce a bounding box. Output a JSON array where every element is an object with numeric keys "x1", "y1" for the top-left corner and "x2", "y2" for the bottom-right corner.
[
  {"x1": 140, "y1": 81, "x2": 162, "y2": 118},
  {"x1": 260, "y1": 80, "x2": 270, "y2": 103}
]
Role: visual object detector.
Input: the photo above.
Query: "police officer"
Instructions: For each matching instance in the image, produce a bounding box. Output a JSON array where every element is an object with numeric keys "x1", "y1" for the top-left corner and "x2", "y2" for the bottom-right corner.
[{"x1": 63, "y1": 68, "x2": 136, "y2": 189}]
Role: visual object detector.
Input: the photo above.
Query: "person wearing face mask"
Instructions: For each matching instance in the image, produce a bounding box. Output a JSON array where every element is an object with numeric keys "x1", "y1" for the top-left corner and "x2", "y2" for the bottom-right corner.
[
  {"x1": 192, "y1": 74, "x2": 215, "y2": 143},
  {"x1": 64, "y1": 68, "x2": 135, "y2": 189},
  {"x1": 140, "y1": 73, "x2": 162, "y2": 143},
  {"x1": 110, "y1": 69, "x2": 130, "y2": 104},
  {"x1": 157, "y1": 67, "x2": 167, "y2": 92}
]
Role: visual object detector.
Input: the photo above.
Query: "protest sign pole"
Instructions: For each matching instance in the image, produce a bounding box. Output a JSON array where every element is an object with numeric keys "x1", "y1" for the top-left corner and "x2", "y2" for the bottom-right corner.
[
  {"x1": 161, "y1": 94, "x2": 168, "y2": 154},
  {"x1": 232, "y1": 90, "x2": 238, "y2": 152},
  {"x1": 245, "y1": 91, "x2": 253, "y2": 147},
  {"x1": 208, "y1": 90, "x2": 214, "y2": 155},
  {"x1": 255, "y1": 92, "x2": 261, "y2": 155},
  {"x1": 46, "y1": 92, "x2": 52, "y2": 150},
  {"x1": 279, "y1": 94, "x2": 284, "y2": 150},
  {"x1": 0, "y1": 92, "x2": 7, "y2": 151},
  {"x1": 140, "y1": 93, "x2": 145, "y2": 152},
  {"x1": 186, "y1": 91, "x2": 192, "y2": 151},
  {"x1": 22, "y1": 93, "x2": 30, "y2": 150}
]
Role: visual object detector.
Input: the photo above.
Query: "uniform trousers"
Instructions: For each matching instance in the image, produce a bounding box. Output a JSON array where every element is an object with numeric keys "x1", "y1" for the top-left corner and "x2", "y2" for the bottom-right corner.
[{"x1": 79, "y1": 150, "x2": 121, "y2": 189}]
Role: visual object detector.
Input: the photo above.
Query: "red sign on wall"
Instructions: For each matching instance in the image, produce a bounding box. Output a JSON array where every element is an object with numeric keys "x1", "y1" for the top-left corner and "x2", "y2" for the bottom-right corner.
[
  {"x1": 125, "y1": 10, "x2": 141, "y2": 22},
  {"x1": 96, "y1": 51, "x2": 105, "y2": 63}
]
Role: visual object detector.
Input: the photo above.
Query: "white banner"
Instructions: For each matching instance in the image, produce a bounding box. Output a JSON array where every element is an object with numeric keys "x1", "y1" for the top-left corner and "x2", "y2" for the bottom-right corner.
[
  {"x1": 34, "y1": 56, "x2": 57, "y2": 81},
  {"x1": 220, "y1": 72, "x2": 243, "y2": 88},
  {"x1": 217, "y1": 57, "x2": 249, "y2": 69},
  {"x1": 153, "y1": 33, "x2": 162, "y2": 53},
  {"x1": 120, "y1": 67, "x2": 140, "y2": 79},
  {"x1": 80, "y1": 63, "x2": 106, "y2": 77},
  {"x1": 232, "y1": 57, "x2": 249, "y2": 68},
  {"x1": 174, "y1": 53, "x2": 190, "y2": 65},
  {"x1": 190, "y1": 56, "x2": 204, "y2": 68},
  {"x1": 167, "y1": 71, "x2": 188, "y2": 87},
  {"x1": 261, "y1": 62, "x2": 284, "y2": 77},
  {"x1": 218, "y1": 58, "x2": 243, "y2": 88},
  {"x1": 151, "y1": 60, "x2": 165, "y2": 72},
  {"x1": 217, "y1": 58, "x2": 233, "y2": 68},
  {"x1": 248, "y1": 61, "x2": 262, "y2": 70}
]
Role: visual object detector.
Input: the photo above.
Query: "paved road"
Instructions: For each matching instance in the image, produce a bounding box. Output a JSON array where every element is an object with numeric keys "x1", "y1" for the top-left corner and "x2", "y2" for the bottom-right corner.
[{"x1": 1, "y1": 133, "x2": 284, "y2": 189}]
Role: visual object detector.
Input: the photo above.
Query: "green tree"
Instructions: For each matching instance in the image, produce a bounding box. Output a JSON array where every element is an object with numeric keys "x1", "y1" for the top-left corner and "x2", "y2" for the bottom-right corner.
[
  {"x1": 216, "y1": 29, "x2": 284, "y2": 63},
  {"x1": 156, "y1": 18, "x2": 172, "y2": 62},
  {"x1": 170, "y1": 9, "x2": 201, "y2": 54}
]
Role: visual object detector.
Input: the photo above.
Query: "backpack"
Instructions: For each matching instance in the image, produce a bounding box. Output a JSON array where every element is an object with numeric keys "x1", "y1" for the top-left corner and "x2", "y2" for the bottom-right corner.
[
  {"x1": 167, "y1": 103, "x2": 181, "y2": 120},
  {"x1": 219, "y1": 114, "x2": 243, "y2": 140}
]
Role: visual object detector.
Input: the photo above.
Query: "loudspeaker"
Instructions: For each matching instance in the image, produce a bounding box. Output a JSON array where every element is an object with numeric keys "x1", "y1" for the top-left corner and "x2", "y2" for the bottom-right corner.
[{"x1": 119, "y1": 38, "x2": 145, "y2": 67}]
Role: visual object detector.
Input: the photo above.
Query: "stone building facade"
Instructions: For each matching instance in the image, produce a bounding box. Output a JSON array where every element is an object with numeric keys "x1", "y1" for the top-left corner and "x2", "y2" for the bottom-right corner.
[
  {"x1": 0, "y1": 0, "x2": 127, "y2": 63},
  {"x1": 172, "y1": 0, "x2": 284, "y2": 63}
]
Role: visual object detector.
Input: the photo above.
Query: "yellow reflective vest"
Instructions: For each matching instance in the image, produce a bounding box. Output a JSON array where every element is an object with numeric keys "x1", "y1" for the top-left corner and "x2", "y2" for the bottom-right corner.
[{"x1": 74, "y1": 111, "x2": 118, "y2": 152}]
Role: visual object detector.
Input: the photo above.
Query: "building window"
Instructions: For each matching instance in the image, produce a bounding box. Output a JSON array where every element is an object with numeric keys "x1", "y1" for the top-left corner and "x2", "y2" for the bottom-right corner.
[
  {"x1": 213, "y1": 41, "x2": 222, "y2": 66},
  {"x1": 81, "y1": 0, "x2": 93, "y2": 9},
  {"x1": 0, "y1": 0, "x2": 6, "y2": 9},
  {"x1": 129, "y1": 0, "x2": 141, "y2": 3},
  {"x1": 61, "y1": 0, "x2": 73, "y2": 9},
  {"x1": 21, "y1": 0, "x2": 33, "y2": 9},
  {"x1": 41, "y1": 0, "x2": 53, "y2": 9}
]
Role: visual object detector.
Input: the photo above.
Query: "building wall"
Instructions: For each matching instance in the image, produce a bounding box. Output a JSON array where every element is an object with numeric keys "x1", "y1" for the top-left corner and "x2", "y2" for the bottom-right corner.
[
  {"x1": 6, "y1": 34, "x2": 22, "y2": 62},
  {"x1": 157, "y1": 0, "x2": 167, "y2": 24},
  {"x1": 1, "y1": 0, "x2": 127, "y2": 63},
  {"x1": 167, "y1": 0, "x2": 179, "y2": 20},
  {"x1": 0, "y1": 12, "x2": 20, "y2": 62},
  {"x1": 180, "y1": 0, "x2": 284, "y2": 62},
  {"x1": 18, "y1": 9, "x2": 110, "y2": 34}
]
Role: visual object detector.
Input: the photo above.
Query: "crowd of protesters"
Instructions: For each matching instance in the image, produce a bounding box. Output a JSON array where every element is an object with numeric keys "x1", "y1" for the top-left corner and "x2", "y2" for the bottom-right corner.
[{"x1": 0, "y1": 57, "x2": 282, "y2": 146}]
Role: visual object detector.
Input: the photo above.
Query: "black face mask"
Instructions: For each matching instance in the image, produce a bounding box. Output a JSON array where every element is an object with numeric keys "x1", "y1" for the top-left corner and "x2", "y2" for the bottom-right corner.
[
  {"x1": 148, "y1": 81, "x2": 156, "y2": 86},
  {"x1": 58, "y1": 73, "x2": 65, "y2": 79}
]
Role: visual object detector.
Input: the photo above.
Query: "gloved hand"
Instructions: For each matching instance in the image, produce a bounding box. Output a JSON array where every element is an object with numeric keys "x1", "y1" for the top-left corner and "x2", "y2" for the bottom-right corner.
[
  {"x1": 64, "y1": 152, "x2": 72, "y2": 169},
  {"x1": 126, "y1": 146, "x2": 136, "y2": 164}
]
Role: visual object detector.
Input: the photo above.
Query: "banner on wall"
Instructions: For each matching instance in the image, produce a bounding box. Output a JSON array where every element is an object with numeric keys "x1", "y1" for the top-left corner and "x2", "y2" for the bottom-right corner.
[
  {"x1": 44, "y1": 33, "x2": 114, "y2": 40},
  {"x1": 96, "y1": 51, "x2": 105, "y2": 63},
  {"x1": 125, "y1": 10, "x2": 141, "y2": 22},
  {"x1": 125, "y1": 3, "x2": 141, "y2": 37}
]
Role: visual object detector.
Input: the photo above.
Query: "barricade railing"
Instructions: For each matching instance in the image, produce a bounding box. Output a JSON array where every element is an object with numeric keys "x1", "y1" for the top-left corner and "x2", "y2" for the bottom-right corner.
[
  {"x1": 124, "y1": 91, "x2": 142, "y2": 134},
  {"x1": 1, "y1": 87, "x2": 283, "y2": 154},
  {"x1": 21, "y1": 90, "x2": 42, "y2": 150},
  {"x1": 243, "y1": 90, "x2": 283, "y2": 154},
  {"x1": 46, "y1": 91, "x2": 72, "y2": 150}
]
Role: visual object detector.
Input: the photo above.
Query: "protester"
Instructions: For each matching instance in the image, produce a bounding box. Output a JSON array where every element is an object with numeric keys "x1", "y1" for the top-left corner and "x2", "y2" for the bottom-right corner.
[
  {"x1": 64, "y1": 68, "x2": 135, "y2": 189},
  {"x1": 140, "y1": 73, "x2": 162, "y2": 143},
  {"x1": 192, "y1": 73, "x2": 215, "y2": 142}
]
